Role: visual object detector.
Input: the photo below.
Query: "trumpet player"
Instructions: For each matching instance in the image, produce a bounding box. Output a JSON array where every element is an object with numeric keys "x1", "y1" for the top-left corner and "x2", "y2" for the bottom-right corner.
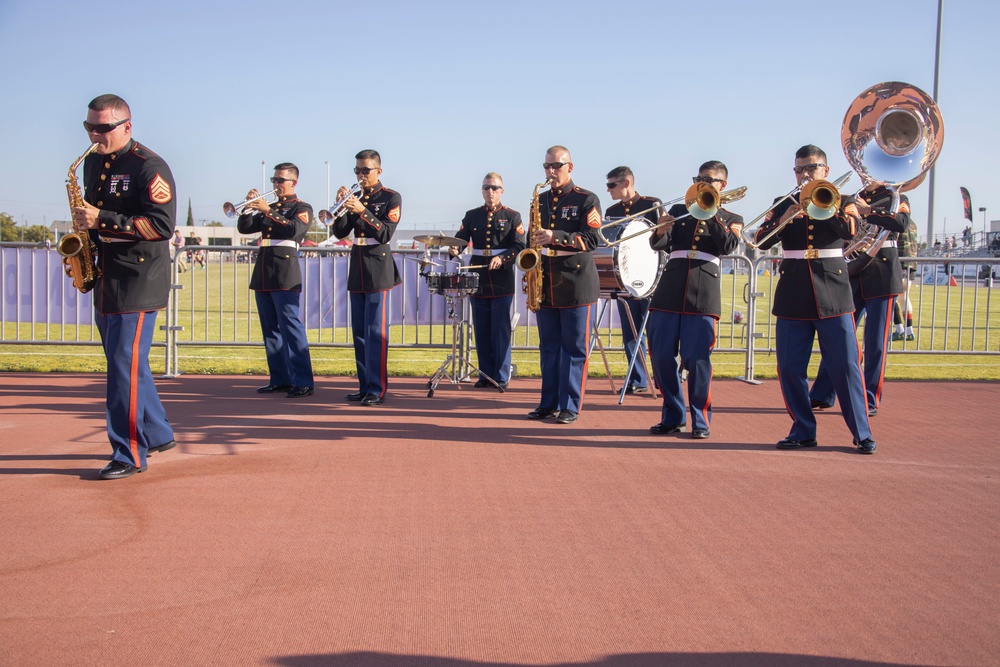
[
  {"x1": 449, "y1": 172, "x2": 525, "y2": 390},
  {"x1": 810, "y1": 183, "x2": 910, "y2": 418},
  {"x1": 526, "y1": 146, "x2": 602, "y2": 425},
  {"x1": 754, "y1": 145, "x2": 875, "y2": 454},
  {"x1": 237, "y1": 163, "x2": 315, "y2": 398},
  {"x1": 72, "y1": 94, "x2": 177, "y2": 480},
  {"x1": 330, "y1": 149, "x2": 402, "y2": 406},
  {"x1": 646, "y1": 161, "x2": 743, "y2": 439}
]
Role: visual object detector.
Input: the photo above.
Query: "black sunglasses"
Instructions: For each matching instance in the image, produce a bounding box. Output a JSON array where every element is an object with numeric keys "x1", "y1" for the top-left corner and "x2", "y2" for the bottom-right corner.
[
  {"x1": 793, "y1": 163, "x2": 827, "y2": 175},
  {"x1": 542, "y1": 162, "x2": 568, "y2": 170},
  {"x1": 83, "y1": 118, "x2": 130, "y2": 134},
  {"x1": 354, "y1": 167, "x2": 378, "y2": 175},
  {"x1": 606, "y1": 181, "x2": 624, "y2": 189},
  {"x1": 692, "y1": 176, "x2": 724, "y2": 184},
  {"x1": 482, "y1": 185, "x2": 502, "y2": 191},
  {"x1": 270, "y1": 177, "x2": 295, "y2": 184}
]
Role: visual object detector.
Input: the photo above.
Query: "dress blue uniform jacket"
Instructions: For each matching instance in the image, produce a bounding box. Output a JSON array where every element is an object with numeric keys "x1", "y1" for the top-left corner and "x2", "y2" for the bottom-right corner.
[
  {"x1": 537, "y1": 181, "x2": 602, "y2": 307},
  {"x1": 455, "y1": 205, "x2": 525, "y2": 297},
  {"x1": 331, "y1": 183, "x2": 402, "y2": 292},
  {"x1": 237, "y1": 196, "x2": 312, "y2": 291}
]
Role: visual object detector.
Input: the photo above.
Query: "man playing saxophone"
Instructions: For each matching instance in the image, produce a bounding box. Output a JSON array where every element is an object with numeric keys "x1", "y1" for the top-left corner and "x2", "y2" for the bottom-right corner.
[
  {"x1": 526, "y1": 146, "x2": 602, "y2": 424},
  {"x1": 70, "y1": 94, "x2": 178, "y2": 479}
]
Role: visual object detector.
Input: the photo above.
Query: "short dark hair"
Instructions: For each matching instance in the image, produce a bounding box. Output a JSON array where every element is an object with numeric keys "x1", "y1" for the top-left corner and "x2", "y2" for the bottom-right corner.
[
  {"x1": 274, "y1": 162, "x2": 299, "y2": 179},
  {"x1": 606, "y1": 166, "x2": 633, "y2": 181},
  {"x1": 88, "y1": 94, "x2": 130, "y2": 118},
  {"x1": 355, "y1": 149, "x2": 381, "y2": 166},
  {"x1": 698, "y1": 161, "x2": 728, "y2": 179},
  {"x1": 795, "y1": 145, "x2": 827, "y2": 163}
]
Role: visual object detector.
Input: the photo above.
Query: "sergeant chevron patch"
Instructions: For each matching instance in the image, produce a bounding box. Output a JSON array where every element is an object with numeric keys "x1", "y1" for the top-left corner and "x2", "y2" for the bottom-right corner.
[
  {"x1": 148, "y1": 174, "x2": 172, "y2": 204},
  {"x1": 388, "y1": 206, "x2": 401, "y2": 223},
  {"x1": 297, "y1": 211, "x2": 310, "y2": 223}
]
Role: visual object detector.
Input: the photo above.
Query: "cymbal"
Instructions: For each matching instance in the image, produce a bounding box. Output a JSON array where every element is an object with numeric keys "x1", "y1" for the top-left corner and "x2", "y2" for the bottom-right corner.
[
  {"x1": 413, "y1": 234, "x2": 466, "y2": 247},
  {"x1": 404, "y1": 256, "x2": 442, "y2": 268}
]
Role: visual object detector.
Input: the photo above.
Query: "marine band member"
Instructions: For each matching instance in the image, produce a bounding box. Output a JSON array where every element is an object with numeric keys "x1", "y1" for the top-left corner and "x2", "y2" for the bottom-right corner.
[
  {"x1": 755, "y1": 145, "x2": 876, "y2": 454},
  {"x1": 646, "y1": 161, "x2": 742, "y2": 439},
  {"x1": 331, "y1": 149, "x2": 401, "y2": 406},
  {"x1": 450, "y1": 172, "x2": 525, "y2": 389},
  {"x1": 526, "y1": 146, "x2": 602, "y2": 425}
]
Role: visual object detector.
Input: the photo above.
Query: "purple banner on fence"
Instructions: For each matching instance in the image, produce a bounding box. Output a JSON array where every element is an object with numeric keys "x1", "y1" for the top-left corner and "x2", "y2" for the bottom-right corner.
[{"x1": 1, "y1": 248, "x2": 94, "y2": 324}]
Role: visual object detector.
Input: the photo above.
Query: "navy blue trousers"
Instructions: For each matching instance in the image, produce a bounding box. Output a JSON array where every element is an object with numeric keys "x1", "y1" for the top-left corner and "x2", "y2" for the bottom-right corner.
[
  {"x1": 96, "y1": 310, "x2": 173, "y2": 468},
  {"x1": 471, "y1": 294, "x2": 514, "y2": 384},
  {"x1": 536, "y1": 304, "x2": 594, "y2": 414},
  {"x1": 255, "y1": 290, "x2": 313, "y2": 388},
  {"x1": 647, "y1": 311, "x2": 716, "y2": 431},
  {"x1": 811, "y1": 293, "x2": 895, "y2": 411},
  {"x1": 350, "y1": 290, "x2": 390, "y2": 398},
  {"x1": 776, "y1": 315, "x2": 872, "y2": 443},
  {"x1": 616, "y1": 298, "x2": 650, "y2": 389}
]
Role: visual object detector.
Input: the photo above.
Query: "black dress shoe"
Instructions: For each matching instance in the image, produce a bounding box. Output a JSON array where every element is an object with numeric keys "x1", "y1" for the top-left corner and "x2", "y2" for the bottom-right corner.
[
  {"x1": 148, "y1": 440, "x2": 176, "y2": 454},
  {"x1": 474, "y1": 379, "x2": 491, "y2": 388},
  {"x1": 555, "y1": 410, "x2": 578, "y2": 424},
  {"x1": 691, "y1": 429, "x2": 710, "y2": 439},
  {"x1": 527, "y1": 407, "x2": 557, "y2": 420},
  {"x1": 855, "y1": 437, "x2": 877, "y2": 454},
  {"x1": 257, "y1": 384, "x2": 292, "y2": 393},
  {"x1": 286, "y1": 386, "x2": 314, "y2": 398},
  {"x1": 625, "y1": 385, "x2": 648, "y2": 394},
  {"x1": 345, "y1": 391, "x2": 365, "y2": 401},
  {"x1": 811, "y1": 400, "x2": 833, "y2": 410},
  {"x1": 867, "y1": 406, "x2": 878, "y2": 417},
  {"x1": 497, "y1": 383, "x2": 508, "y2": 392},
  {"x1": 649, "y1": 423, "x2": 683, "y2": 435},
  {"x1": 361, "y1": 393, "x2": 385, "y2": 406},
  {"x1": 776, "y1": 437, "x2": 818, "y2": 449},
  {"x1": 99, "y1": 460, "x2": 146, "y2": 480}
]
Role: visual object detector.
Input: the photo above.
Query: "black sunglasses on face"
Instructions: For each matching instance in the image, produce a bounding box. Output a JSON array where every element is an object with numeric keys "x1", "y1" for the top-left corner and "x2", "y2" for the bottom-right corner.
[
  {"x1": 692, "y1": 176, "x2": 724, "y2": 184},
  {"x1": 542, "y1": 162, "x2": 568, "y2": 170},
  {"x1": 606, "y1": 181, "x2": 624, "y2": 189},
  {"x1": 793, "y1": 163, "x2": 827, "y2": 175},
  {"x1": 83, "y1": 118, "x2": 130, "y2": 134},
  {"x1": 270, "y1": 177, "x2": 295, "y2": 184},
  {"x1": 482, "y1": 185, "x2": 502, "y2": 191},
  {"x1": 354, "y1": 167, "x2": 378, "y2": 175}
]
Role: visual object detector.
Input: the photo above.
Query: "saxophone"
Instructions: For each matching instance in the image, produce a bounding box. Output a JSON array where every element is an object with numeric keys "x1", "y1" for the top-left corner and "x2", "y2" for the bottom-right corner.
[
  {"x1": 516, "y1": 179, "x2": 550, "y2": 312},
  {"x1": 59, "y1": 143, "x2": 101, "y2": 293}
]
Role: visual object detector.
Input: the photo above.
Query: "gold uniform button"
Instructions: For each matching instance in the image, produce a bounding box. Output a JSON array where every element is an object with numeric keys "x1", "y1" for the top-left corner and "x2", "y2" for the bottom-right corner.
[
  {"x1": 113, "y1": 225, "x2": 119, "y2": 230},
  {"x1": 808, "y1": 235, "x2": 814, "y2": 240},
  {"x1": 695, "y1": 236, "x2": 701, "y2": 241},
  {"x1": 125, "y1": 226, "x2": 130, "y2": 231},
  {"x1": 97, "y1": 201, "x2": 103, "y2": 206},
  {"x1": 808, "y1": 225, "x2": 814, "y2": 230},
  {"x1": 100, "y1": 174, "x2": 107, "y2": 180},
  {"x1": 104, "y1": 162, "x2": 111, "y2": 168},
  {"x1": 139, "y1": 257, "x2": 144, "y2": 263},
  {"x1": 100, "y1": 223, "x2": 106, "y2": 229}
]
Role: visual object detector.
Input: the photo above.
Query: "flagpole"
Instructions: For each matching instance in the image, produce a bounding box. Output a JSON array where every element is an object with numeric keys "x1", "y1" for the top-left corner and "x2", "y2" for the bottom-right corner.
[{"x1": 926, "y1": 0, "x2": 944, "y2": 243}]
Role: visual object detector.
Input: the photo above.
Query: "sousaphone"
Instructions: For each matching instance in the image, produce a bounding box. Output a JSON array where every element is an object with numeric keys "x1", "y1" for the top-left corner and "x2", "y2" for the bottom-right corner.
[{"x1": 842, "y1": 81, "x2": 944, "y2": 276}]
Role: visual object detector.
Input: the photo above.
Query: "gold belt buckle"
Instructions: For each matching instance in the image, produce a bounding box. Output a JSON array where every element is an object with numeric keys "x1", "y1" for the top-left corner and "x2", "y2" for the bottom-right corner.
[
  {"x1": 545, "y1": 248, "x2": 558, "y2": 257},
  {"x1": 481, "y1": 249, "x2": 493, "y2": 257},
  {"x1": 803, "y1": 249, "x2": 819, "y2": 260},
  {"x1": 686, "y1": 250, "x2": 698, "y2": 260}
]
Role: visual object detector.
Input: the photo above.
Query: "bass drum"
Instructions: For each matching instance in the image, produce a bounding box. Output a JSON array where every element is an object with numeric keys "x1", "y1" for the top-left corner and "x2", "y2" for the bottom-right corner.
[{"x1": 594, "y1": 217, "x2": 666, "y2": 299}]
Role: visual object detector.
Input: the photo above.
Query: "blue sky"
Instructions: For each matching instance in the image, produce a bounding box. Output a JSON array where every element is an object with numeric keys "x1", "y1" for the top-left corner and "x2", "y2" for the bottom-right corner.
[{"x1": 1, "y1": 0, "x2": 997, "y2": 241}]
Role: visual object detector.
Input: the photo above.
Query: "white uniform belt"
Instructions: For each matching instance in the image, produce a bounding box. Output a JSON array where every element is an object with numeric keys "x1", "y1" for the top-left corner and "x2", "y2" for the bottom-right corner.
[
  {"x1": 470, "y1": 248, "x2": 502, "y2": 257},
  {"x1": 355, "y1": 237, "x2": 384, "y2": 246},
  {"x1": 98, "y1": 236, "x2": 131, "y2": 243},
  {"x1": 260, "y1": 239, "x2": 298, "y2": 248},
  {"x1": 783, "y1": 249, "x2": 843, "y2": 259},
  {"x1": 668, "y1": 250, "x2": 720, "y2": 265},
  {"x1": 881, "y1": 240, "x2": 897, "y2": 248}
]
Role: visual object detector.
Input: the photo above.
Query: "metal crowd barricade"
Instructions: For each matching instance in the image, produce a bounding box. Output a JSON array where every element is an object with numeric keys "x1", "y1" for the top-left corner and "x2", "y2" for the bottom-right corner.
[{"x1": 4, "y1": 243, "x2": 1000, "y2": 381}]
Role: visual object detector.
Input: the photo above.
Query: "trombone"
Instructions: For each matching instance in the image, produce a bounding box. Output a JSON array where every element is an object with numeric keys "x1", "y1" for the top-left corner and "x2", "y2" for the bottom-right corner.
[
  {"x1": 599, "y1": 183, "x2": 747, "y2": 247},
  {"x1": 741, "y1": 172, "x2": 852, "y2": 250},
  {"x1": 223, "y1": 190, "x2": 277, "y2": 218}
]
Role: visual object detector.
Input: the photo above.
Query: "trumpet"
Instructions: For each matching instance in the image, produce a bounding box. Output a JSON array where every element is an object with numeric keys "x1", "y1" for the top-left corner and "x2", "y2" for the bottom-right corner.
[
  {"x1": 223, "y1": 190, "x2": 277, "y2": 218},
  {"x1": 741, "y1": 172, "x2": 852, "y2": 250},
  {"x1": 599, "y1": 183, "x2": 747, "y2": 247},
  {"x1": 318, "y1": 181, "x2": 364, "y2": 224}
]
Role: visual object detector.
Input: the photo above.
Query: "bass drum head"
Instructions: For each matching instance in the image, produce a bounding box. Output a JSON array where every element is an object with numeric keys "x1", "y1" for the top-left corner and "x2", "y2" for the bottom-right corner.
[{"x1": 610, "y1": 218, "x2": 665, "y2": 298}]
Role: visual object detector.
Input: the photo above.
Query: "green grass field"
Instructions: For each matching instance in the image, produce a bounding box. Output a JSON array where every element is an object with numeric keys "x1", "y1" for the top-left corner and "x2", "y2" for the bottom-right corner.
[{"x1": 3, "y1": 262, "x2": 999, "y2": 380}]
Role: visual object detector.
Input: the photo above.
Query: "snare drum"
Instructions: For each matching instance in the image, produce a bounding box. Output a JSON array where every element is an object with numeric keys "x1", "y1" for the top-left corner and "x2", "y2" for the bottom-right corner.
[
  {"x1": 426, "y1": 271, "x2": 480, "y2": 296},
  {"x1": 594, "y1": 217, "x2": 666, "y2": 298}
]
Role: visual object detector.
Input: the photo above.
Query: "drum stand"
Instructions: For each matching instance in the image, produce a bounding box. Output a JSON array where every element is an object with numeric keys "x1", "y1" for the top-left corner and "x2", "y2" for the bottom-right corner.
[
  {"x1": 426, "y1": 292, "x2": 503, "y2": 398},
  {"x1": 588, "y1": 294, "x2": 658, "y2": 405}
]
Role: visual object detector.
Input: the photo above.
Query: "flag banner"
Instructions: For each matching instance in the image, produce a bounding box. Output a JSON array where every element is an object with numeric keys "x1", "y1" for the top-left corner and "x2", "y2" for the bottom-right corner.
[{"x1": 961, "y1": 187, "x2": 973, "y2": 222}]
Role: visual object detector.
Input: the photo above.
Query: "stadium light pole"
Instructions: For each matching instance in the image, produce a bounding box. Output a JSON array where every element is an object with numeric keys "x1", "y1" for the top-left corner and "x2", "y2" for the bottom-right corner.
[
  {"x1": 980, "y1": 207, "x2": 987, "y2": 247},
  {"x1": 926, "y1": 0, "x2": 944, "y2": 242}
]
